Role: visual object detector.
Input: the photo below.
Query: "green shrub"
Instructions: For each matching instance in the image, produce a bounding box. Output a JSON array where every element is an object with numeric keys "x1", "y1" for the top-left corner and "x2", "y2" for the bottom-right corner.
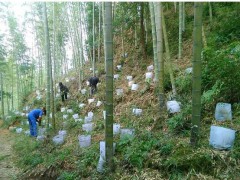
[
  {"x1": 167, "y1": 104, "x2": 191, "y2": 134},
  {"x1": 202, "y1": 42, "x2": 240, "y2": 103}
]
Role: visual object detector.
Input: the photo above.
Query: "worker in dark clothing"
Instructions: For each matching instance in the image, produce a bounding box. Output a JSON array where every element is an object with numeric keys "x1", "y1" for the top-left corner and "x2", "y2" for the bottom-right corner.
[
  {"x1": 59, "y1": 82, "x2": 69, "y2": 102},
  {"x1": 88, "y1": 76, "x2": 100, "y2": 95}
]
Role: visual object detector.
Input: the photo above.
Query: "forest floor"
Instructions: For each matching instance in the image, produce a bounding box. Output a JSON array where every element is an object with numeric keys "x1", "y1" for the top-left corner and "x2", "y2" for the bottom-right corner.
[{"x1": 0, "y1": 120, "x2": 19, "y2": 180}]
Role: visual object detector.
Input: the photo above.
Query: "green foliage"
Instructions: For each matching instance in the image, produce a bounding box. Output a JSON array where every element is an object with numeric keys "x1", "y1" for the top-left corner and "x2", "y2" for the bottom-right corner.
[
  {"x1": 118, "y1": 131, "x2": 159, "y2": 169},
  {"x1": 57, "y1": 171, "x2": 77, "y2": 180},
  {"x1": 13, "y1": 136, "x2": 42, "y2": 168},
  {"x1": 167, "y1": 104, "x2": 191, "y2": 134},
  {"x1": 175, "y1": 73, "x2": 192, "y2": 95},
  {"x1": 202, "y1": 42, "x2": 240, "y2": 103},
  {"x1": 164, "y1": 145, "x2": 214, "y2": 174}
]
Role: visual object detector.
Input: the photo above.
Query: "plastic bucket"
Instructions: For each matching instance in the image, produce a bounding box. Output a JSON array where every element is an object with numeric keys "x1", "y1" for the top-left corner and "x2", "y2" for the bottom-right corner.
[
  {"x1": 78, "y1": 135, "x2": 91, "y2": 148},
  {"x1": 126, "y1": 76, "x2": 133, "y2": 81},
  {"x1": 116, "y1": 89, "x2": 123, "y2": 96},
  {"x1": 145, "y1": 72, "x2": 153, "y2": 80},
  {"x1": 167, "y1": 101, "x2": 181, "y2": 113},
  {"x1": 82, "y1": 123, "x2": 93, "y2": 132},
  {"x1": 53, "y1": 134, "x2": 64, "y2": 145},
  {"x1": 120, "y1": 128, "x2": 135, "y2": 138},
  {"x1": 209, "y1": 125, "x2": 236, "y2": 150},
  {"x1": 113, "y1": 123, "x2": 121, "y2": 135},
  {"x1": 215, "y1": 103, "x2": 232, "y2": 121},
  {"x1": 131, "y1": 84, "x2": 139, "y2": 91}
]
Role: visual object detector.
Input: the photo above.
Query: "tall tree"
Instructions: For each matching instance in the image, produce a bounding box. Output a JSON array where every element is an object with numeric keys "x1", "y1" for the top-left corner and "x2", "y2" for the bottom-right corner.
[
  {"x1": 178, "y1": 2, "x2": 183, "y2": 60},
  {"x1": 154, "y1": 2, "x2": 165, "y2": 119},
  {"x1": 104, "y1": 2, "x2": 114, "y2": 171},
  {"x1": 92, "y1": 2, "x2": 95, "y2": 76},
  {"x1": 140, "y1": 3, "x2": 146, "y2": 60},
  {"x1": 190, "y1": 2, "x2": 203, "y2": 147},
  {"x1": 149, "y1": 2, "x2": 158, "y2": 83},
  {"x1": 43, "y1": 2, "x2": 55, "y2": 130},
  {"x1": 0, "y1": 73, "x2": 4, "y2": 120},
  {"x1": 162, "y1": 7, "x2": 177, "y2": 97}
]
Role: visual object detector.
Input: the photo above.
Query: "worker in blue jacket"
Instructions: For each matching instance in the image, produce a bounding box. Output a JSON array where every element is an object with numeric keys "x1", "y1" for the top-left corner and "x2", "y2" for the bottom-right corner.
[{"x1": 27, "y1": 107, "x2": 46, "y2": 137}]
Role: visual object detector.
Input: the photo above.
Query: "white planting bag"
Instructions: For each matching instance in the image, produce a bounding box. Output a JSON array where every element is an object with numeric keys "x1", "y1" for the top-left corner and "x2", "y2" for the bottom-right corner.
[
  {"x1": 38, "y1": 128, "x2": 46, "y2": 136},
  {"x1": 37, "y1": 135, "x2": 45, "y2": 141},
  {"x1": 25, "y1": 130, "x2": 30, "y2": 136},
  {"x1": 96, "y1": 101, "x2": 102, "y2": 107},
  {"x1": 88, "y1": 99, "x2": 95, "y2": 104},
  {"x1": 113, "y1": 123, "x2": 121, "y2": 135},
  {"x1": 99, "y1": 141, "x2": 116, "y2": 159},
  {"x1": 61, "y1": 107, "x2": 66, "y2": 112},
  {"x1": 215, "y1": 103, "x2": 232, "y2": 121},
  {"x1": 147, "y1": 65, "x2": 154, "y2": 71},
  {"x1": 114, "y1": 74, "x2": 119, "y2": 79},
  {"x1": 58, "y1": 130, "x2": 67, "y2": 138},
  {"x1": 67, "y1": 109, "x2": 73, "y2": 113},
  {"x1": 72, "y1": 114, "x2": 79, "y2": 119},
  {"x1": 126, "y1": 76, "x2": 133, "y2": 81},
  {"x1": 167, "y1": 101, "x2": 181, "y2": 113},
  {"x1": 209, "y1": 125, "x2": 236, "y2": 150},
  {"x1": 84, "y1": 116, "x2": 92, "y2": 123},
  {"x1": 63, "y1": 114, "x2": 68, "y2": 119},
  {"x1": 103, "y1": 111, "x2": 106, "y2": 120},
  {"x1": 145, "y1": 72, "x2": 153, "y2": 80},
  {"x1": 75, "y1": 118, "x2": 83, "y2": 122},
  {"x1": 117, "y1": 65, "x2": 122, "y2": 70},
  {"x1": 120, "y1": 128, "x2": 135, "y2": 138},
  {"x1": 116, "y1": 89, "x2": 123, "y2": 96},
  {"x1": 132, "y1": 108, "x2": 143, "y2": 116},
  {"x1": 16, "y1": 128, "x2": 23, "y2": 133},
  {"x1": 78, "y1": 135, "x2": 91, "y2": 148},
  {"x1": 128, "y1": 81, "x2": 135, "y2": 87},
  {"x1": 79, "y1": 103, "x2": 85, "y2": 108},
  {"x1": 131, "y1": 84, "x2": 139, "y2": 91},
  {"x1": 185, "y1": 67, "x2": 193, "y2": 74},
  {"x1": 53, "y1": 134, "x2": 65, "y2": 145},
  {"x1": 82, "y1": 123, "x2": 93, "y2": 132},
  {"x1": 81, "y1": 89, "x2": 87, "y2": 95}
]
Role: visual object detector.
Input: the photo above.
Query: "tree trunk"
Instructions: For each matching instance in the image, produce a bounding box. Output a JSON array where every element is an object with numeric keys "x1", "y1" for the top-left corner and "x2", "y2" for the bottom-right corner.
[
  {"x1": 149, "y1": 2, "x2": 158, "y2": 84},
  {"x1": 178, "y1": 2, "x2": 183, "y2": 60},
  {"x1": 0, "y1": 73, "x2": 4, "y2": 121},
  {"x1": 92, "y1": 2, "x2": 95, "y2": 77},
  {"x1": 140, "y1": 3, "x2": 146, "y2": 60},
  {"x1": 162, "y1": 7, "x2": 177, "y2": 97},
  {"x1": 154, "y1": 2, "x2": 165, "y2": 119},
  {"x1": 104, "y1": 2, "x2": 114, "y2": 171},
  {"x1": 102, "y1": 2, "x2": 107, "y2": 72},
  {"x1": 190, "y1": 2, "x2": 203, "y2": 147},
  {"x1": 98, "y1": 2, "x2": 101, "y2": 62},
  {"x1": 43, "y1": 2, "x2": 52, "y2": 129},
  {"x1": 208, "y1": 2, "x2": 212, "y2": 23}
]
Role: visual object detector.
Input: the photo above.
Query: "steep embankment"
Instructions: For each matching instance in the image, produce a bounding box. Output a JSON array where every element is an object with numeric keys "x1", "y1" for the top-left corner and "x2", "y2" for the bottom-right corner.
[{"x1": 0, "y1": 120, "x2": 19, "y2": 179}]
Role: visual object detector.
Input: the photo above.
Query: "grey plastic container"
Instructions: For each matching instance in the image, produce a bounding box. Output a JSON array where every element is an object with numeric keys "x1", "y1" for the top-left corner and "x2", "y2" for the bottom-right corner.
[{"x1": 215, "y1": 103, "x2": 232, "y2": 121}]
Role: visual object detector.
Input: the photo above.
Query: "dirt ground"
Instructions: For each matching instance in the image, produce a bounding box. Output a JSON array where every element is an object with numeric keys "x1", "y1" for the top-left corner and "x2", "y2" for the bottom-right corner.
[{"x1": 0, "y1": 120, "x2": 19, "y2": 180}]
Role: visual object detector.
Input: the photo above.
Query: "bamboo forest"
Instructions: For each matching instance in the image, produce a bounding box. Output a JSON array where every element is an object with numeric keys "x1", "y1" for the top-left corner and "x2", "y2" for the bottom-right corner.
[{"x1": 1, "y1": 2, "x2": 240, "y2": 179}]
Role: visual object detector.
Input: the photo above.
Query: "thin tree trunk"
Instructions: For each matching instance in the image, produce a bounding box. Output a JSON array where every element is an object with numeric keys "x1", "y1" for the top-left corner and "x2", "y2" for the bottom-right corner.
[
  {"x1": 98, "y1": 2, "x2": 101, "y2": 62},
  {"x1": 162, "y1": 8, "x2": 177, "y2": 97},
  {"x1": 183, "y1": 2, "x2": 185, "y2": 32},
  {"x1": 155, "y1": 2, "x2": 165, "y2": 119},
  {"x1": 190, "y1": 2, "x2": 203, "y2": 147},
  {"x1": 0, "y1": 73, "x2": 4, "y2": 121},
  {"x1": 104, "y1": 2, "x2": 114, "y2": 171},
  {"x1": 140, "y1": 3, "x2": 146, "y2": 60},
  {"x1": 208, "y1": 2, "x2": 212, "y2": 23},
  {"x1": 102, "y1": 2, "x2": 107, "y2": 72},
  {"x1": 121, "y1": 27, "x2": 124, "y2": 58},
  {"x1": 92, "y1": 2, "x2": 95, "y2": 76},
  {"x1": 178, "y1": 2, "x2": 183, "y2": 60},
  {"x1": 174, "y1": 2, "x2": 177, "y2": 13},
  {"x1": 149, "y1": 2, "x2": 158, "y2": 83},
  {"x1": 43, "y1": 2, "x2": 54, "y2": 129}
]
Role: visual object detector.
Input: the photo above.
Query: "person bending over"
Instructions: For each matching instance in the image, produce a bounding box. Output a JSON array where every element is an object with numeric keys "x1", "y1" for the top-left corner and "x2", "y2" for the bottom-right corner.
[
  {"x1": 88, "y1": 76, "x2": 100, "y2": 95},
  {"x1": 27, "y1": 107, "x2": 46, "y2": 137}
]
